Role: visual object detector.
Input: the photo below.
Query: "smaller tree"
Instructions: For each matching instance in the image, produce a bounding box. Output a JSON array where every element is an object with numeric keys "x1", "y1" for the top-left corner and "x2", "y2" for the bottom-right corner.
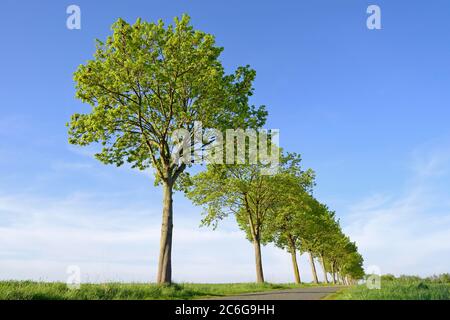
[
  {"x1": 186, "y1": 152, "x2": 297, "y2": 283},
  {"x1": 267, "y1": 157, "x2": 315, "y2": 284},
  {"x1": 297, "y1": 201, "x2": 335, "y2": 284},
  {"x1": 320, "y1": 229, "x2": 364, "y2": 285},
  {"x1": 341, "y1": 250, "x2": 365, "y2": 284},
  {"x1": 316, "y1": 211, "x2": 338, "y2": 284}
]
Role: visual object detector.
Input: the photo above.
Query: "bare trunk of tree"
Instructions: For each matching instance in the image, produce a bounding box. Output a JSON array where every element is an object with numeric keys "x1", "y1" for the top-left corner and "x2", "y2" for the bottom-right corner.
[
  {"x1": 291, "y1": 252, "x2": 301, "y2": 284},
  {"x1": 320, "y1": 254, "x2": 329, "y2": 284},
  {"x1": 336, "y1": 273, "x2": 340, "y2": 284},
  {"x1": 308, "y1": 251, "x2": 319, "y2": 284},
  {"x1": 157, "y1": 181, "x2": 173, "y2": 284},
  {"x1": 287, "y1": 236, "x2": 301, "y2": 284},
  {"x1": 253, "y1": 239, "x2": 265, "y2": 283},
  {"x1": 290, "y1": 248, "x2": 301, "y2": 284},
  {"x1": 331, "y1": 262, "x2": 336, "y2": 284}
]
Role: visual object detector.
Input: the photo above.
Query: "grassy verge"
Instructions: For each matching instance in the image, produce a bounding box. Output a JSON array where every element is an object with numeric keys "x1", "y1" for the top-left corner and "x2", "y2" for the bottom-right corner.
[
  {"x1": 0, "y1": 281, "x2": 328, "y2": 300},
  {"x1": 322, "y1": 288, "x2": 347, "y2": 300},
  {"x1": 330, "y1": 277, "x2": 450, "y2": 300}
]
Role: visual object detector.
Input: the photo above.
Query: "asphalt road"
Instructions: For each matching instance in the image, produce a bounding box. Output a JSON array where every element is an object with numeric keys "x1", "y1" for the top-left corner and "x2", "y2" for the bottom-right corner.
[{"x1": 209, "y1": 286, "x2": 344, "y2": 300}]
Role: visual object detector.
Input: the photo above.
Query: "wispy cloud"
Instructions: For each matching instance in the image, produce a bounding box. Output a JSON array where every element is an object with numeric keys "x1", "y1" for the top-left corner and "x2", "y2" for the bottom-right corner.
[
  {"x1": 3, "y1": 138, "x2": 449, "y2": 283},
  {"x1": 0, "y1": 190, "x2": 315, "y2": 283},
  {"x1": 343, "y1": 143, "x2": 450, "y2": 276}
]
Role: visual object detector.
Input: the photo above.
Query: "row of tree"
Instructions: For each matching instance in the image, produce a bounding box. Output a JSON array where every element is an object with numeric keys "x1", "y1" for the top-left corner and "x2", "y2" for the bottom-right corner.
[
  {"x1": 186, "y1": 152, "x2": 364, "y2": 284},
  {"x1": 68, "y1": 14, "x2": 364, "y2": 284}
]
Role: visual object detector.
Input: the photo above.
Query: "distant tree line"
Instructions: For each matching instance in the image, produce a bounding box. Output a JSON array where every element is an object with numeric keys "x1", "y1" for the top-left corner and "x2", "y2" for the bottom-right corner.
[{"x1": 186, "y1": 151, "x2": 364, "y2": 284}]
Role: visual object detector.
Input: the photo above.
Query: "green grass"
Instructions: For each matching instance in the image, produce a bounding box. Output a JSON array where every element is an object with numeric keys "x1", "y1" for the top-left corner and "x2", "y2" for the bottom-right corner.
[
  {"x1": 0, "y1": 281, "x2": 326, "y2": 300},
  {"x1": 332, "y1": 276, "x2": 450, "y2": 300}
]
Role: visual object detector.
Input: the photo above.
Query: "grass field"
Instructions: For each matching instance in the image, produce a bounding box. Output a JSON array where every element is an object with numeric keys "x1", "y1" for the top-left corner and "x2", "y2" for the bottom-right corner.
[
  {"x1": 3, "y1": 275, "x2": 449, "y2": 300},
  {"x1": 0, "y1": 281, "x2": 324, "y2": 300},
  {"x1": 332, "y1": 275, "x2": 450, "y2": 300}
]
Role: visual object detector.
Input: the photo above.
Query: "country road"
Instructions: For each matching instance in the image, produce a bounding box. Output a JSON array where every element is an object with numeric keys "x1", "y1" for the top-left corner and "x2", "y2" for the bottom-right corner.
[{"x1": 207, "y1": 286, "x2": 345, "y2": 300}]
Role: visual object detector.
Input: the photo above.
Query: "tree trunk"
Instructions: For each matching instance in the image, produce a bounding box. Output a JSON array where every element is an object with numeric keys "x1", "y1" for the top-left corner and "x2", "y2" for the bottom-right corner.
[
  {"x1": 287, "y1": 236, "x2": 301, "y2": 284},
  {"x1": 290, "y1": 247, "x2": 301, "y2": 284},
  {"x1": 339, "y1": 273, "x2": 344, "y2": 284},
  {"x1": 308, "y1": 251, "x2": 319, "y2": 284},
  {"x1": 331, "y1": 262, "x2": 336, "y2": 284},
  {"x1": 320, "y1": 254, "x2": 329, "y2": 284},
  {"x1": 157, "y1": 181, "x2": 173, "y2": 284},
  {"x1": 253, "y1": 239, "x2": 265, "y2": 283}
]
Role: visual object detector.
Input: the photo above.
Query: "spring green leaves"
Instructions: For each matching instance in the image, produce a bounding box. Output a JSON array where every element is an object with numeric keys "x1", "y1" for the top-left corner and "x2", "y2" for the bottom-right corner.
[
  {"x1": 187, "y1": 151, "x2": 364, "y2": 283},
  {"x1": 68, "y1": 14, "x2": 266, "y2": 183}
]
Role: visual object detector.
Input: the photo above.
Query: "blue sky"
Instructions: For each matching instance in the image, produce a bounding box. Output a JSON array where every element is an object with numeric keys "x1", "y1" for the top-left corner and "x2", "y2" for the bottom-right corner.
[{"x1": 0, "y1": 0, "x2": 449, "y2": 282}]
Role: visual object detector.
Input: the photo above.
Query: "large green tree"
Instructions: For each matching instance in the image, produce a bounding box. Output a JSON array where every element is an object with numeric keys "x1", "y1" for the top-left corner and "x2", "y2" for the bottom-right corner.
[{"x1": 68, "y1": 15, "x2": 266, "y2": 284}]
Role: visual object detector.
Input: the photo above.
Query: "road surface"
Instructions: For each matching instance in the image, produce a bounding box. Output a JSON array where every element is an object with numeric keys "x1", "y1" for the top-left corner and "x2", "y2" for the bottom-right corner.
[{"x1": 208, "y1": 286, "x2": 344, "y2": 300}]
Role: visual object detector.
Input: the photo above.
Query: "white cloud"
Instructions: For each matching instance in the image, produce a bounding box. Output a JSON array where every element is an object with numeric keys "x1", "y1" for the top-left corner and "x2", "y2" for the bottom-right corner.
[
  {"x1": 5, "y1": 143, "x2": 449, "y2": 283},
  {"x1": 343, "y1": 145, "x2": 450, "y2": 277},
  {"x1": 0, "y1": 191, "x2": 320, "y2": 283}
]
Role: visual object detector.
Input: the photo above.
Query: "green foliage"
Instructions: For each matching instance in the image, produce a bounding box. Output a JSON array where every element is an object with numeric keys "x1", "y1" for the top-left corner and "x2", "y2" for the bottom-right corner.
[
  {"x1": 68, "y1": 14, "x2": 266, "y2": 185},
  {"x1": 266, "y1": 157, "x2": 365, "y2": 282},
  {"x1": 187, "y1": 149, "x2": 365, "y2": 282},
  {"x1": 186, "y1": 152, "x2": 307, "y2": 244},
  {"x1": 397, "y1": 275, "x2": 422, "y2": 282},
  {"x1": 187, "y1": 162, "x2": 275, "y2": 243},
  {"x1": 427, "y1": 273, "x2": 450, "y2": 284},
  {"x1": 381, "y1": 274, "x2": 396, "y2": 282},
  {"x1": 265, "y1": 155, "x2": 316, "y2": 253}
]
